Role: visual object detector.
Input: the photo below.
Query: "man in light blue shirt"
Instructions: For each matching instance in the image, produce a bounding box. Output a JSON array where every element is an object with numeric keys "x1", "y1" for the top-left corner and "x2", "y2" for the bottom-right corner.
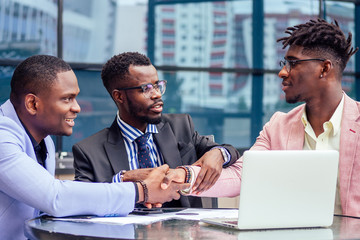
[{"x1": 0, "y1": 55, "x2": 187, "y2": 240}]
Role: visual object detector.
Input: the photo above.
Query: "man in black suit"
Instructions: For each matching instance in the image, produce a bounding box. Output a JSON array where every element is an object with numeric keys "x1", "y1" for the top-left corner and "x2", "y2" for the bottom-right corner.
[{"x1": 73, "y1": 52, "x2": 240, "y2": 207}]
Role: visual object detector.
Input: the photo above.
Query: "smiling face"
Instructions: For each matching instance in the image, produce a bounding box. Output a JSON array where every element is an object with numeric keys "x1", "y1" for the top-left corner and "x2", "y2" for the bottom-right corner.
[
  {"x1": 31, "y1": 70, "x2": 81, "y2": 142},
  {"x1": 278, "y1": 45, "x2": 325, "y2": 104},
  {"x1": 118, "y1": 65, "x2": 163, "y2": 132}
]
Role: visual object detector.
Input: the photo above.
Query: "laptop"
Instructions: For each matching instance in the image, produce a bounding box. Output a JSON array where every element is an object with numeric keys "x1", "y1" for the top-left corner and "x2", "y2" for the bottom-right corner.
[{"x1": 201, "y1": 150, "x2": 339, "y2": 230}]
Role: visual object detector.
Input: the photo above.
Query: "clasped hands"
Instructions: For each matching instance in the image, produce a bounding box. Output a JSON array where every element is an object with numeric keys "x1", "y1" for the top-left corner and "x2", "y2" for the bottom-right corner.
[
  {"x1": 128, "y1": 149, "x2": 223, "y2": 208},
  {"x1": 162, "y1": 148, "x2": 224, "y2": 194}
]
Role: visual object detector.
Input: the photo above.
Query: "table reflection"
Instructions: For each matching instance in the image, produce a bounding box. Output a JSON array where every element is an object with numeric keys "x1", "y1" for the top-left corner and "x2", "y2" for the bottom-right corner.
[{"x1": 25, "y1": 215, "x2": 360, "y2": 240}]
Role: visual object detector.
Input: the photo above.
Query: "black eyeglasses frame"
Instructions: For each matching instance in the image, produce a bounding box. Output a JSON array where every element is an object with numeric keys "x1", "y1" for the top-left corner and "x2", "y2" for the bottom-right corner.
[
  {"x1": 116, "y1": 80, "x2": 167, "y2": 98},
  {"x1": 279, "y1": 58, "x2": 326, "y2": 73}
]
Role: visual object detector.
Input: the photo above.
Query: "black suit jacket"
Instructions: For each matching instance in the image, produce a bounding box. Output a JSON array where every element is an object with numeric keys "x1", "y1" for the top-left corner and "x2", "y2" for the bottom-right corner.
[{"x1": 72, "y1": 114, "x2": 239, "y2": 207}]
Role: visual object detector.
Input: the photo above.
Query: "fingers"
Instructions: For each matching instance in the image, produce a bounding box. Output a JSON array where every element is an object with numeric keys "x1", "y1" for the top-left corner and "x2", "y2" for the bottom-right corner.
[
  {"x1": 143, "y1": 203, "x2": 162, "y2": 208},
  {"x1": 161, "y1": 176, "x2": 171, "y2": 190},
  {"x1": 145, "y1": 165, "x2": 186, "y2": 204},
  {"x1": 161, "y1": 182, "x2": 169, "y2": 190},
  {"x1": 191, "y1": 159, "x2": 202, "y2": 167},
  {"x1": 192, "y1": 167, "x2": 206, "y2": 191},
  {"x1": 192, "y1": 149, "x2": 224, "y2": 193},
  {"x1": 153, "y1": 203, "x2": 162, "y2": 208},
  {"x1": 163, "y1": 183, "x2": 190, "y2": 202},
  {"x1": 192, "y1": 164, "x2": 222, "y2": 193},
  {"x1": 177, "y1": 183, "x2": 191, "y2": 191},
  {"x1": 158, "y1": 164, "x2": 169, "y2": 173},
  {"x1": 161, "y1": 168, "x2": 187, "y2": 190},
  {"x1": 167, "y1": 184, "x2": 182, "y2": 201},
  {"x1": 171, "y1": 191, "x2": 181, "y2": 201},
  {"x1": 193, "y1": 171, "x2": 220, "y2": 194},
  {"x1": 148, "y1": 164, "x2": 169, "y2": 180},
  {"x1": 144, "y1": 203, "x2": 152, "y2": 209},
  {"x1": 161, "y1": 170, "x2": 176, "y2": 189}
]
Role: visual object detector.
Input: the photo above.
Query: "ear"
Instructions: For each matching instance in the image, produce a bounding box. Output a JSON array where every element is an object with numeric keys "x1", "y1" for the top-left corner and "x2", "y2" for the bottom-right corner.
[
  {"x1": 321, "y1": 60, "x2": 332, "y2": 78},
  {"x1": 112, "y1": 89, "x2": 125, "y2": 104},
  {"x1": 24, "y1": 94, "x2": 39, "y2": 115}
]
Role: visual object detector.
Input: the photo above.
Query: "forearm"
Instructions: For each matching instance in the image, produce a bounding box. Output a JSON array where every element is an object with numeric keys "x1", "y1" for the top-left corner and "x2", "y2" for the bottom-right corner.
[
  {"x1": 1, "y1": 153, "x2": 135, "y2": 217},
  {"x1": 113, "y1": 168, "x2": 153, "y2": 183}
]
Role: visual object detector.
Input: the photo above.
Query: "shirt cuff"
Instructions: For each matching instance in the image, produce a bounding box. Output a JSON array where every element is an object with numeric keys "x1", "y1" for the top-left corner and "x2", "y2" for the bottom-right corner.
[
  {"x1": 211, "y1": 146, "x2": 231, "y2": 165},
  {"x1": 112, "y1": 170, "x2": 126, "y2": 183}
]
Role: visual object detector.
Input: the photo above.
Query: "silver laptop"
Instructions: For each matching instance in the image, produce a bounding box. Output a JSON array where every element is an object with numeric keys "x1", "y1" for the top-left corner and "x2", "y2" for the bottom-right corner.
[{"x1": 201, "y1": 150, "x2": 339, "y2": 230}]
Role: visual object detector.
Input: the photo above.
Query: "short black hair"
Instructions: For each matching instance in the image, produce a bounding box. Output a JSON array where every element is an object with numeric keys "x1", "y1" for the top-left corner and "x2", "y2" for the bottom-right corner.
[
  {"x1": 10, "y1": 55, "x2": 72, "y2": 104},
  {"x1": 277, "y1": 19, "x2": 358, "y2": 72},
  {"x1": 101, "y1": 52, "x2": 151, "y2": 95}
]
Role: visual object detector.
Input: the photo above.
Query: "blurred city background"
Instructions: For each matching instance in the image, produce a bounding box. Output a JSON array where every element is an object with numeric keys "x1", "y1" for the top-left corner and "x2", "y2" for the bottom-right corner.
[{"x1": 0, "y1": 0, "x2": 357, "y2": 153}]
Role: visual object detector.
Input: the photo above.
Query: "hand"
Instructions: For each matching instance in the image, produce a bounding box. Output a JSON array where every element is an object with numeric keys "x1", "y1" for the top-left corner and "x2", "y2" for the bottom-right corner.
[
  {"x1": 191, "y1": 149, "x2": 223, "y2": 193},
  {"x1": 141, "y1": 164, "x2": 190, "y2": 204},
  {"x1": 122, "y1": 168, "x2": 152, "y2": 182},
  {"x1": 143, "y1": 203, "x2": 162, "y2": 209},
  {"x1": 161, "y1": 168, "x2": 186, "y2": 190}
]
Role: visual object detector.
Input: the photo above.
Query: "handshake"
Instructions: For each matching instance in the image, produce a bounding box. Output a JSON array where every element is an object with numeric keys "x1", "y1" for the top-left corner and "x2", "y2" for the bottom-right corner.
[{"x1": 126, "y1": 164, "x2": 210, "y2": 208}]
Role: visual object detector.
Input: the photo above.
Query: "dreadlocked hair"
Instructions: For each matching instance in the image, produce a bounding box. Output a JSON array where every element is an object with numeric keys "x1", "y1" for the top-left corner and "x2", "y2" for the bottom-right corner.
[{"x1": 277, "y1": 19, "x2": 358, "y2": 72}]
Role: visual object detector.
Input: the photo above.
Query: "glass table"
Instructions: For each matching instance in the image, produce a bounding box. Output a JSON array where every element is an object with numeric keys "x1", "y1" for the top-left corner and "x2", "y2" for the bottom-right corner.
[{"x1": 25, "y1": 214, "x2": 360, "y2": 240}]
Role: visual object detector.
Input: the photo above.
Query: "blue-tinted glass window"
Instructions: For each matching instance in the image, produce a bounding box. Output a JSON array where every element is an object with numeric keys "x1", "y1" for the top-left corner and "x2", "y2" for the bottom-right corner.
[{"x1": 0, "y1": 0, "x2": 57, "y2": 60}]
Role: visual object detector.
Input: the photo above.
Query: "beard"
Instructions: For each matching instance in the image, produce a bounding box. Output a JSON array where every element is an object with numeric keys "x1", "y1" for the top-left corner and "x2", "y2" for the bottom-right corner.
[
  {"x1": 127, "y1": 95, "x2": 162, "y2": 124},
  {"x1": 285, "y1": 94, "x2": 301, "y2": 104},
  {"x1": 139, "y1": 114, "x2": 162, "y2": 124}
]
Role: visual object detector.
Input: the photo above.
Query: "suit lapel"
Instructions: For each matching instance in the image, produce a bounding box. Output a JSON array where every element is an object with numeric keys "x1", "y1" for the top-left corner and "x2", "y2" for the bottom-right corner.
[
  {"x1": 154, "y1": 121, "x2": 183, "y2": 169},
  {"x1": 104, "y1": 119, "x2": 131, "y2": 173},
  {"x1": 339, "y1": 94, "x2": 360, "y2": 213},
  {"x1": 287, "y1": 105, "x2": 305, "y2": 150}
]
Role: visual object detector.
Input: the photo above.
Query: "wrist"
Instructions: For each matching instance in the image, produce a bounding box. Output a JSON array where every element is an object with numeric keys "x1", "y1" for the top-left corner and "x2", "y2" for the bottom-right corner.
[
  {"x1": 124, "y1": 169, "x2": 151, "y2": 182},
  {"x1": 176, "y1": 166, "x2": 195, "y2": 195},
  {"x1": 135, "y1": 182, "x2": 144, "y2": 203},
  {"x1": 119, "y1": 170, "x2": 127, "y2": 182},
  {"x1": 211, "y1": 147, "x2": 228, "y2": 163},
  {"x1": 136, "y1": 181, "x2": 148, "y2": 204},
  {"x1": 176, "y1": 166, "x2": 191, "y2": 183},
  {"x1": 122, "y1": 170, "x2": 135, "y2": 182},
  {"x1": 177, "y1": 168, "x2": 187, "y2": 183}
]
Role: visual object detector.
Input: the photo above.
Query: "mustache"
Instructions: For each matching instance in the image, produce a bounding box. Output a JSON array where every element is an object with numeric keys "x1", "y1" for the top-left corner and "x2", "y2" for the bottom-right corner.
[{"x1": 282, "y1": 80, "x2": 290, "y2": 86}]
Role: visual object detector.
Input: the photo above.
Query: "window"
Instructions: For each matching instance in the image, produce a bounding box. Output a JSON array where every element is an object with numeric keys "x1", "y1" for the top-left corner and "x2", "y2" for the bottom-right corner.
[{"x1": 0, "y1": 0, "x2": 358, "y2": 152}]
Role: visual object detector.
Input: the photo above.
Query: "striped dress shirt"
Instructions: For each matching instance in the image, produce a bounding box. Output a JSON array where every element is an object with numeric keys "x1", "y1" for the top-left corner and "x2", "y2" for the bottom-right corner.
[{"x1": 112, "y1": 114, "x2": 164, "y2": 183}]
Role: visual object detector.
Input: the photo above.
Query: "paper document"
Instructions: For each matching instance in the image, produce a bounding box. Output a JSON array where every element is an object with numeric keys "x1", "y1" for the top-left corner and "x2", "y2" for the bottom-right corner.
[{"x1": 50, "y1": 208, "x2": 238, "y2": 225}]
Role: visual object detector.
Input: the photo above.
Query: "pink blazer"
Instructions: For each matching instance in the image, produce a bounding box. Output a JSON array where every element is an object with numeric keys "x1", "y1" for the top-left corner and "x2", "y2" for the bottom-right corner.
[{"x1": 192, "y1": 93, "x2": 360, "y2": 217}]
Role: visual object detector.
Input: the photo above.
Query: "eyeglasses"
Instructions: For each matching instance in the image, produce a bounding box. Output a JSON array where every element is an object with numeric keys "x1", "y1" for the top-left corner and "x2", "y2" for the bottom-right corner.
[
  {"x1": 279, "y1": 58, "x2": 325, "y2": 73},
  {"x1": 116, "y1": 80, "x2": 167, "y2": 98}
]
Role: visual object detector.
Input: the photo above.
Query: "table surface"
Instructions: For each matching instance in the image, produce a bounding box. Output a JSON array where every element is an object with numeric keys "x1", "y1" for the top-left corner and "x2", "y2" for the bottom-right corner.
[{"x1": 25, "y1": 213, "x2": 360, "y2": 240}]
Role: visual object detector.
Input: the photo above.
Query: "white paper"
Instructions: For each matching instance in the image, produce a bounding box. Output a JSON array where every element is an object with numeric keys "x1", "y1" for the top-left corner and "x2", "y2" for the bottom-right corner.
[{"x1": 51, "y1": 208, "x2": 238, "y2": 225}]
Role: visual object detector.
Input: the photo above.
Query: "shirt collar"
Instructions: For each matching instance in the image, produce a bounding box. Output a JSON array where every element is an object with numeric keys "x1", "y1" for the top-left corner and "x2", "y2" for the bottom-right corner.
[
  {"x1": 301, "y1": 94, "x2": 344, "y2": 137},
  {"x1": 19, "y1": 119, "x2": 41, "y2": 149},
  {"x1": 330, "y1": 94, "x2": 344, "y2": 136},
  {"x1": 116, "y1": 111, "x2": 158, "y2": 142},
  {"x1": 19, "y1": 119, "x2": 48, "y2": 166}
]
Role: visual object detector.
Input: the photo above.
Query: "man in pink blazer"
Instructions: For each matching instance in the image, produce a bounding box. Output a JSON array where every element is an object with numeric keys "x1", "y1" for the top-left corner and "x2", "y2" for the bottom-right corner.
[
  {"x1": 253, "y1": 19, "x2": 360, "y2": 217},
  {"x1": 168, "y1": 19, "x2": 360, "y2": 218}
]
